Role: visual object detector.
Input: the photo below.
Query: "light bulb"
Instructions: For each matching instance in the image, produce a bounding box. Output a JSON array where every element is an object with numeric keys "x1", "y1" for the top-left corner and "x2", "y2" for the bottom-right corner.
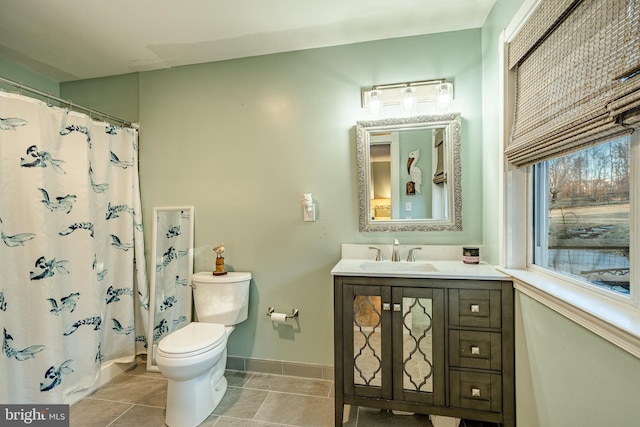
[
  {"x1": 401, "y1": 87, "x2": 416, "y2": 114},
  {"x1": 368, "y1": 89, "x2": 383, "y2": 115},
  {"x1": 436, "y1": 83, "x2": 453, "y2": 112}
]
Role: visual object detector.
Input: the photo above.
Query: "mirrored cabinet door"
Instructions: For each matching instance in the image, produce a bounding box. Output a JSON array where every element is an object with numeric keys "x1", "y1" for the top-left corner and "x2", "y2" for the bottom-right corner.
[
  {"x1": 401, "y1": 296, "x2": 434, "y2": 392},
  {"x1": 392, "y1": 287, "x2": 444, "y2": 406},
  {"x1": 353, "y1": 294, "x2": 383, "y2": 387},
  {"x1": 345, "y1": 285, "x2": 392, "y2": 399},
  {"x1": 343, "y1": 284, "x2": 444, "y2": 405}
]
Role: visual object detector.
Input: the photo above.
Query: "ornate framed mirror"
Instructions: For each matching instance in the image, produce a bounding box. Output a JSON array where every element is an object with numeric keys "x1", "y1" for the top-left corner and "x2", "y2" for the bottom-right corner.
[{"x1": 356, "y1": 113, "x2": 462, "y2": 232}]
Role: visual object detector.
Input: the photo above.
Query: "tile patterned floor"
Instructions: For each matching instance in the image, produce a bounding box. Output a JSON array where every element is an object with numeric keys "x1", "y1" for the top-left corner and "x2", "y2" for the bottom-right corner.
[{"x1": 69, "y1": 363, "x2": 498, "y2": 427}]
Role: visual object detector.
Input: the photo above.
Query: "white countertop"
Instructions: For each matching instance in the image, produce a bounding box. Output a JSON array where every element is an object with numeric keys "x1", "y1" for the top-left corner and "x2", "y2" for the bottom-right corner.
[
  {"x1": 331, "y1": 258, "x2": 508, "y2": 280},
  {"x1": 331, "y1": 244, "x2": 508, "y2": 280}
]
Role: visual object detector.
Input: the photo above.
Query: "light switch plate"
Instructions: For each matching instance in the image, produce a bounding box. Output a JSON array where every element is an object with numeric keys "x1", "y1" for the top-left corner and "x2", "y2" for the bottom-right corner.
[{"x1": 303, "y1": 204, "x2": 316, "y2": 221}]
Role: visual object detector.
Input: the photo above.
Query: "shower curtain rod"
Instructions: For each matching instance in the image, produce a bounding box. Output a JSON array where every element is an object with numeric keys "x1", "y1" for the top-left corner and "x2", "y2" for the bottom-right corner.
[{"x1": 0, "y1": 75, "x2": 135, "y2": 128}]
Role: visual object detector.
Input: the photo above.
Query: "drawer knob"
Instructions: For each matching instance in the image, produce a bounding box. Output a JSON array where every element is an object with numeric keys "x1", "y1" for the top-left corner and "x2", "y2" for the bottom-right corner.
[
  {"x1": 393, "y1": 303, "x2": 402, "y2": 312},
  {"x1": 471, "y1": 388, "x2": 481, "y2": 397},
  {"x1": 470, "y1": 304, "x2": 480, "y2": 313},
  {"x1": 382, "y1": 303, "x2": 391, "y2": 311},
  {"x1": 471, "y1": 346, "x2": 481, "y2": 355}
]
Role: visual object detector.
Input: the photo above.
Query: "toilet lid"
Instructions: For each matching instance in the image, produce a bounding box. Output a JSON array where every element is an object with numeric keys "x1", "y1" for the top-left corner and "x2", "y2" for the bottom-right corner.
[{"x1": 157, "y1": 322, "x2": 226, "y2": 357}]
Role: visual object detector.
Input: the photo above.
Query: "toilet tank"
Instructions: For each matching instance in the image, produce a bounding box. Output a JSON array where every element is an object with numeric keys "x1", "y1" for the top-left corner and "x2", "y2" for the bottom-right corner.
[{"x1": 192, "y1": 271, "x2": 251, "y2": 325}]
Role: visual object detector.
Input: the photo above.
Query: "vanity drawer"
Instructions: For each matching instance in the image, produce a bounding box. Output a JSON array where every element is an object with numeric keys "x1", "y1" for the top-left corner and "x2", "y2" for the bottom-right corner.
[
  {"x1": 449, "y1": 289, "x2": 501, "y2": 329},
  {"x1": 449, "y1": 371, "x2": 502, "y2": 413},
  {"x1": 449, "y1": 330, "x2": 502, "y2": 371}
]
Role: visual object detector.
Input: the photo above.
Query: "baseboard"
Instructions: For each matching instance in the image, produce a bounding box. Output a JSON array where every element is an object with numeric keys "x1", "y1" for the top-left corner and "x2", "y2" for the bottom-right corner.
[
  {"x1": 65, "y1": 357, "x2": 140, "y2": 405},
  {"x1": 227, "y1": 356, "x2": 334, "y2": 381}
]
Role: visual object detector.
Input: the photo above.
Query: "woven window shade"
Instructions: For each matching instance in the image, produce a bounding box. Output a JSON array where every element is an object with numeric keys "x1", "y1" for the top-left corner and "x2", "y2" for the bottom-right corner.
[
  {"x1": 506, "y1": 0, "x2": 640, "y2": 167},
  {"x1": 508, "y1": 0, "x2": 580, "y2": 68}
]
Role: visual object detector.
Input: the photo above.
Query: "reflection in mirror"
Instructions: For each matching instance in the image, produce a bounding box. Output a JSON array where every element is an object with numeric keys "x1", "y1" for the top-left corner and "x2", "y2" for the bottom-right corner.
[
  {"x1": 357, "y1": 113, "x2": 461, "y2": 232},
  {"x1": 146, "y1": 206, "x2": 194, "y2": 372},
  {"x1": 353, "y1": 295, "x2": 382, "y2": 387},
  {"x1": 402, "y1": 296, "x2": 433, "y2": 392}
]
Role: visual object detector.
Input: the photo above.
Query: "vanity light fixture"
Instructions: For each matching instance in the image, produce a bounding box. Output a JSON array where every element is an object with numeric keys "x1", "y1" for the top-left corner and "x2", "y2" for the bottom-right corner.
[{"x1": 361, "y1": 79, "x2": 452, "y2": 115}]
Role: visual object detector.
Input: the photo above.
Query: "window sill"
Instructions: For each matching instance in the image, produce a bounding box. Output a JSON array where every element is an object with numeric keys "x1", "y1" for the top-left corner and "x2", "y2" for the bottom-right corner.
[{"x1": 498, "y1": 267, "x2": 640, "y2": 359}]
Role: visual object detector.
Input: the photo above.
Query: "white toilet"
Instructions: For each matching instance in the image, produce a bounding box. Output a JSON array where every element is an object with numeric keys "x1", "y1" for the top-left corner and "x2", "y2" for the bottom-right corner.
[{"x1": 155, "y1": 271, "x2": 251, "y2": 427}]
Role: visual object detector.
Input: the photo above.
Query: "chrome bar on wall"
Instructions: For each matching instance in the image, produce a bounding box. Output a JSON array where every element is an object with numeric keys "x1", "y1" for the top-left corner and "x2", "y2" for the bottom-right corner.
[{"x1": 0, "y1": 75, "x2": 134, "y2": 128}]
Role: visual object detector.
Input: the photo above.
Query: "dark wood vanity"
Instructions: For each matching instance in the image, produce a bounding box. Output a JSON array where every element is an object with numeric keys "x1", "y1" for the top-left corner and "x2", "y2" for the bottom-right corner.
[{"x1": 333, "y1": 275, "x2": 514, "y2": 426}]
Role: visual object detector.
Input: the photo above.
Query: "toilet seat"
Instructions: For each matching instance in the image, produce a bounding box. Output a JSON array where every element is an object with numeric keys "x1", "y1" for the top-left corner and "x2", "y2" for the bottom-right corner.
[{"x1": 158, "y1": 322, "x2": 226, "y2": 358}]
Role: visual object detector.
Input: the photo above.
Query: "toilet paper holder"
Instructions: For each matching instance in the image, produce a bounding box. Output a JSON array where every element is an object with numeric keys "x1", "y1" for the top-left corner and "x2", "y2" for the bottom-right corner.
[{"x1": 266, "y1": 307, "x2": 299, "y2": 319}]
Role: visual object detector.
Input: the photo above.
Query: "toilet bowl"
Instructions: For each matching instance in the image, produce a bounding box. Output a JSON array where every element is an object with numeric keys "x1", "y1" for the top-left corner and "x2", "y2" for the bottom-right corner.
[
  {"x1": 156, "y1": 322, "x2": 230, "y2": 427},
  {"x1": 155, "y1": 271, "x2": 251, "y2": 427}
]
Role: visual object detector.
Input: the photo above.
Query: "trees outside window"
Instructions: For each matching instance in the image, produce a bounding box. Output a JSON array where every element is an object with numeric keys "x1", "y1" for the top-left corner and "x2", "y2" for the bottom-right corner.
[{"x1": 534, "y1": 137, "x2": 630, "y2": 296}]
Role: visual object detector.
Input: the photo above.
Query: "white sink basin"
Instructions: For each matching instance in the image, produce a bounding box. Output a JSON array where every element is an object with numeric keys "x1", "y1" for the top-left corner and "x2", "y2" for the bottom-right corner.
[{"x1": 357, "y1": 261, "x2": 438, "y2": 273}]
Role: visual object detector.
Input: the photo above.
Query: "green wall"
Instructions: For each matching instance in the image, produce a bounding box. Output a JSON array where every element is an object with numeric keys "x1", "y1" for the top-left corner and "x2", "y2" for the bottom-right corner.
[
  {"x1": 0, "y1": 57, "x2": 135, "y2": 122},
  {"x1": 60, "y1": 73, "x2": 140, "y2": 123},
  {"x1": 515, "y1": 293, "x2": 640, "y2": 426},
  {"x1": 515, "y1": 292, "x2": 640, "y2": 427},
  {"x1": 0, "y1": 57, "x2": 59, "y2": 96}
]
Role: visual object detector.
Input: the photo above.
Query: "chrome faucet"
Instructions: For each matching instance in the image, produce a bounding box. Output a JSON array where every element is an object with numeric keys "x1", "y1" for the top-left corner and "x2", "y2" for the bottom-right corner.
[
  {"x1": 369, "y1": 246, "x2": 383, "y2": 261},
  {"x1": 391, "y1": 239, "x2": 400, "y2": 262},
  {"x1": 407, "y1": 247, "x2": 422, "y2": 262}
]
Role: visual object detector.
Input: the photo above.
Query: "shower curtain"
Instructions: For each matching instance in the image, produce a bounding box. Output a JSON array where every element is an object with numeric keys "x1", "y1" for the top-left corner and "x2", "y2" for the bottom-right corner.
[{"x1": 0, "y1": 91, "x2": 148, "y2": 403}]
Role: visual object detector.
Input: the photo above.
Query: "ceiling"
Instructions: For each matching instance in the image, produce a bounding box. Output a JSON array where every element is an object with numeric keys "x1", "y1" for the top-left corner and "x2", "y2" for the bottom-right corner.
[{"x1": 0, "y1": 0, "x2": 497, "y2": 82}]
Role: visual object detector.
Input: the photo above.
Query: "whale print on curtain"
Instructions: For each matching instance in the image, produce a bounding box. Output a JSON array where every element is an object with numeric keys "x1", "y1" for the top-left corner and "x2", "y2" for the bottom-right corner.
[{"x1": 0, "y1": 92, "x2": 148, "y2": 403}]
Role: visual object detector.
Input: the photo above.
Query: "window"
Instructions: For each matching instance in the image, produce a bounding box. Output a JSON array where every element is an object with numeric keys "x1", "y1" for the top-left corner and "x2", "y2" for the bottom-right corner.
[
  {"x1": 532, "y1": 136, "x2": 631, "y2": 297},
  {"x1": 501, "y1": 0, "x2": 640, "y2": 357}
]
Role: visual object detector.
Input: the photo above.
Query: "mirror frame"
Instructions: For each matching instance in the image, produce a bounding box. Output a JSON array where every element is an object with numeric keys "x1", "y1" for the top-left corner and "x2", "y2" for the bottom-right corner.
[
  {"x1": 356, "y1": 113, "x2": 462, "y2": 232},
  {"x1": 146, "y1": 206, "x2": 194, "y2": 372}
]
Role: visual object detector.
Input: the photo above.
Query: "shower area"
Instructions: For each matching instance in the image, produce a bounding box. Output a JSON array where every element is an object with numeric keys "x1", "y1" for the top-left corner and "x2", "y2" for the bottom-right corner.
[{"x1": 0, "y1": 83, "x2": 149, "y2": 404}]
